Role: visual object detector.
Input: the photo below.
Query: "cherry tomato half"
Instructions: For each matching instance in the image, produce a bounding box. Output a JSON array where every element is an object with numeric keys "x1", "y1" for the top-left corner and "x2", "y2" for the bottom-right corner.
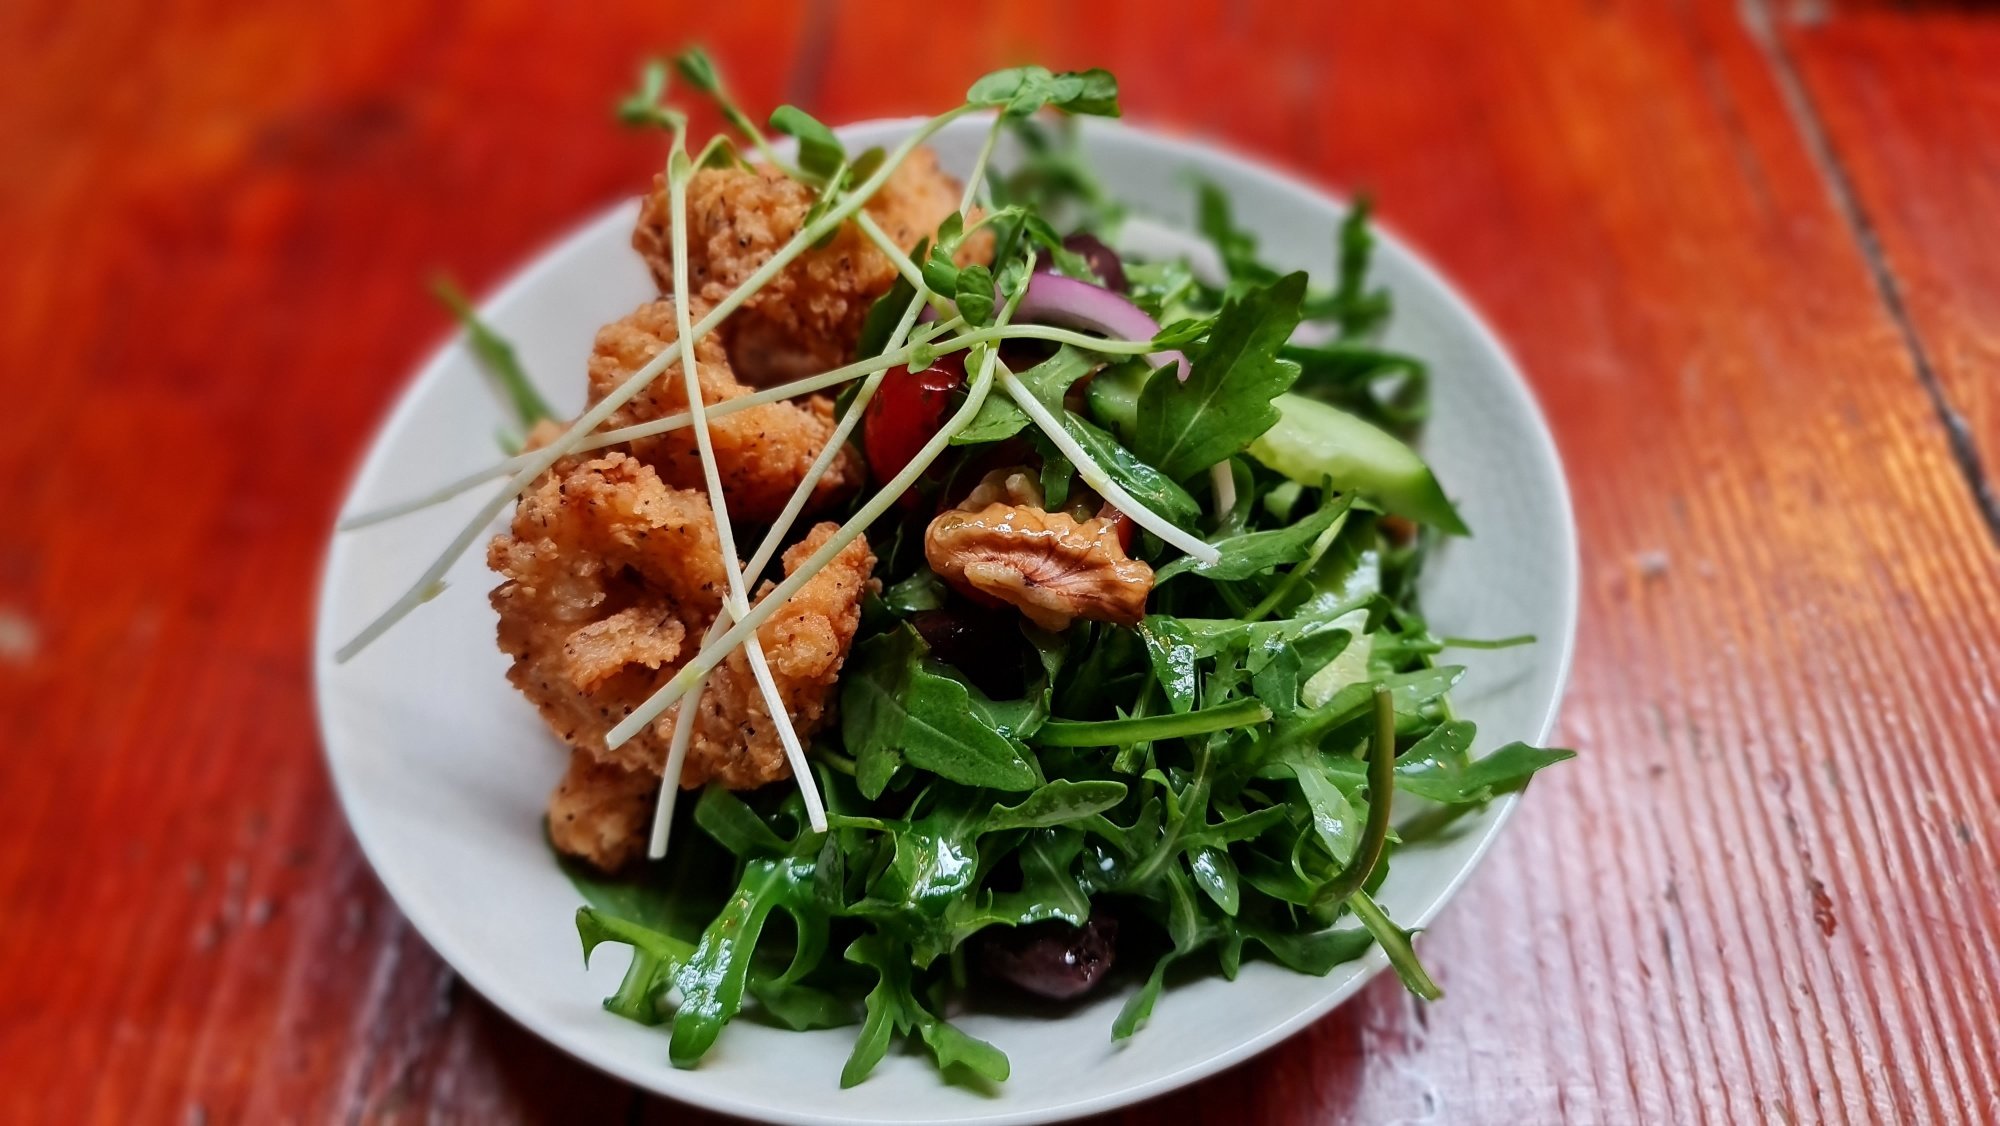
[
  {"x1": 1097, "y1": 502, "x2": 1136, "y2": 553},
  {"x1": 863, "y1": 350, "x2": 967, "y2": 487}
]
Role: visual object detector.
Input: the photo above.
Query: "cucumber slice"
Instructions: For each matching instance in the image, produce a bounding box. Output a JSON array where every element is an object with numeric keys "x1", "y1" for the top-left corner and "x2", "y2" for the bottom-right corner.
[{"x1": 1248, "y1": 393, "x2": 1467, "y2": 534}]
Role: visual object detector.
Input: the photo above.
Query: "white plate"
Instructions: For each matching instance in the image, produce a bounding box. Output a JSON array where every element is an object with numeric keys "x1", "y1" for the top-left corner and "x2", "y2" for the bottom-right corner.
[{"x1": 314, "y1": 116, "x2": 1577, "y2": 1125}]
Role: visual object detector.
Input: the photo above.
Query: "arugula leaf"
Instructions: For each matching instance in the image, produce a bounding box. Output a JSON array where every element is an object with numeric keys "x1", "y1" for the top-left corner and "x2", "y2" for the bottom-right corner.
[
  {"x1": 1135, "y1": 272, "x2": 1306, "y2": 480},
  {"x1": 1062, "y1": 413, "x2": 1200, "y2": 528},
  {"x1": 954, "y1": 347, "x2": 1096, "y2": 446},
  {"x1": 1112, "y1": 865, "x2": 1218, "y2": 1038},
  {"x1": 1327, "y1": 197, "x2": 1392, "y2": 339},
  {"x1": 1156, "y1": 492, "x2": 1352, "y2": 582},
  {"x1": 694, "y1": 785, "x2": 790, "y2": 857},
  {"x1": 879, "y1": 569, "x2": 946, "y2": 616},
  {"x1": 857, "y1": 273, "x2": 920, "y2": 359},
  {"x1": 747, "y1": 979, "x2": 853, "y2": 1031},
  {"x1": 842, "y1": 629, "x2": 914, "y2": 799},
  {"x1": 1035, "y1": 700, "x2": 1270, "y2": 747},
  {"x1": 1189, "y1": 845, "x2": 1241, "y2": 915},
  {"x1": 1461, "y1": 742, "x2": 1577, "y2": 794},
  {"x1": 576, "y1": 908, "x2": 684, "y2": 1024},
  {"x1": 842, "y1": 626, "x2": 1038, "y2": 793},
  {"x1": 1137, "y1": 616, "x2": 1199, "y2": 714},
  {"x1": 1348, "y1": 889, "x2": 1440, "y2": 1000},
  {"x1": 842, "y1": 933, "x2": 1009, "y2": 1086},
  {"x1": 1275, "y1": 745, "x2": 1361, "y2": 864},
  {"x1": 1239, "y1": 920, "x2": 1373, "y2": 975},
  {"x1": 668, "y1": 857, "x2": 820, "y2": 1066},
  {"x1": 1196, "y1": 181, "x2": 1279, "y2": 287},
  {"x1": 985, "y1": 780, "x2": 1129, "y2": 830},
  {"x1": 1180, "y1": 805, "x2": 1289, "y2": 850}
]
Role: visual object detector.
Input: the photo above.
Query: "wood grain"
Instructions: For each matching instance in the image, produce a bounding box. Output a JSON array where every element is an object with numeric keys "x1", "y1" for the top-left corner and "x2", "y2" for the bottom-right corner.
[
  {"x1": 1767, "y1": 0, "x2": 2000, "y2": 530},
  {"x1": 2, "y1": 0, "x2": 1996, "y2": 1123}
]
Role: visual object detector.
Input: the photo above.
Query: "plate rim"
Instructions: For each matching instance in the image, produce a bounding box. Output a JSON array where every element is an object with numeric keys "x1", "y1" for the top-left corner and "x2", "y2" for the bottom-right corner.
[{"x1": 312, "y1": 114, "x2": 1578, "y2": 1125}]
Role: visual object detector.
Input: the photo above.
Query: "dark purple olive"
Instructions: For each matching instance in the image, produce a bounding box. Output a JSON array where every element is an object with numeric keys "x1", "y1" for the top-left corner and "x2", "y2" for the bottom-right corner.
[
  {"x1": 1060, "y1": 233, "x2": 1128, "y2": 293},
  {"x1": 912, "y1": 606, "x2": 1026, "y2": 699},
  {"x1": 979, "y1": 912, "x2": 1119, "y2": 1001}
]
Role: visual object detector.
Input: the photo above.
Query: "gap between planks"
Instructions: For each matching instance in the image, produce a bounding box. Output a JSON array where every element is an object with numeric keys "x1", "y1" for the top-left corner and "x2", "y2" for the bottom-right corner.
[{"x1": 1739, "y1": 0, "x2": 2000, "y2": 545}]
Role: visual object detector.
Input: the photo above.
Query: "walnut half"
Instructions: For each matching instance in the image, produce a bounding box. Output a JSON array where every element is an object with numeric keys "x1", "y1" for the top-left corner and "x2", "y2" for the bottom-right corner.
[{"x1": 924, "y1": 502, "x2": 1155, "y2": 631}]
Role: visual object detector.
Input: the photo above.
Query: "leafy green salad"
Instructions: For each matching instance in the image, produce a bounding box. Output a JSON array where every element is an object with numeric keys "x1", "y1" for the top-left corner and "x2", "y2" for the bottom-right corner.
[{"x1": 342, "y1": 52, "x2": 1573, "y2": 1089}]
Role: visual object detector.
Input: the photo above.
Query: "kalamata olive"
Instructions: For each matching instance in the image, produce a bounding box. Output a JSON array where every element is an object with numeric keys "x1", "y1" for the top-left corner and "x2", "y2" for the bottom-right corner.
[
  {"x1": 862, "y1": 350, "x2": 967, "y2": 488},
  {"x1": 979, "y1": 911, "x2": 1119, "y2": 1001},
  {"x1": 1061, "y1": 233, "x2": 1128, "y2": 293},
  {"x1": 912, "y1": 605, "x2": 1026, "y2": 699}
]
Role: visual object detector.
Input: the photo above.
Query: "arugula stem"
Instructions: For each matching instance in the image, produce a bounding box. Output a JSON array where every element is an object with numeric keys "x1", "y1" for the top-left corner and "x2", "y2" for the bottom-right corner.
[
  {"x1": 1313, "y1": 686, "x2": 1395, "y2": 907},
  {"x1": 1245, "y1": 509, "x2": 1349, "y2": 621},
  {"x1": 662, "y1": 125, "x2": 824, "y2": 834},
  {"x1": 1035, "y1": 698, "x2": 1269, "y2": 747},
  {"x1": 1439, "y1": 633, "x2": 1537, "y2": 650},
  {"x1": 811, "y1": 748, "x2": 858, "y2": 778},
  {"x1": 1129, "y1": 738, "x2": 1215, "y2": 886},
  {"x1": 1348, "y1": 889, "x2": 1441, "y2": 1000},
  {"x1": 334, "y1": 105, "x2": 974, "y2": 661}
]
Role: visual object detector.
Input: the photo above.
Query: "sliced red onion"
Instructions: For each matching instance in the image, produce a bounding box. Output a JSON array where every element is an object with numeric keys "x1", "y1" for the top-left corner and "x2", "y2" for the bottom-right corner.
[{"x1": 1018, "y1": 270, "x2": 1190, "y2": 382}]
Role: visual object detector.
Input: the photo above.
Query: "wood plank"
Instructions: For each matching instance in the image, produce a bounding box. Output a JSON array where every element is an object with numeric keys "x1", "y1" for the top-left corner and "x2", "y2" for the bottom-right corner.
[
  {"x1": 0, "y1": 1, "x2": 804, "y2": 1122},
  {"x1": 813, "y1": 0, "x2": 2000, "y2": 1121},
  {"x1": 1765, "y1": 0, "x2": 2000, "y2": 527},
  {"x1": 2, "y1": 0, "x2": 1997, "y2": 1122}
]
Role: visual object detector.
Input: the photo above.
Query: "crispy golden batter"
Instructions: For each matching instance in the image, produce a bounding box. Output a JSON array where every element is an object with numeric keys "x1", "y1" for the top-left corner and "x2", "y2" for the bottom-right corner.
[
  {"x1": 667, "y1": 522, "x2": 876, "y2": 790},
  {"x1": 586, "y1": 299, "x2": 860, "y2": 522},
  {"x1": 634, "y1": 147, "x2": 991, "y2": 383},
  {"x1": 547, "y1": 751, "x2": 657, "y2": 871},
  {"x1": 489, "y1": 454, "x2": 876, "y2": 868},
  {"x1": 489, "y1": 452, "x2": 723, "y2": 758}
]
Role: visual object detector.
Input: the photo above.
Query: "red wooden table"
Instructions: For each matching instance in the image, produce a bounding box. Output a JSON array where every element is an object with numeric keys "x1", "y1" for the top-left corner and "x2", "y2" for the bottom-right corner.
[{"x1": 4, "y1": 1, "x2": 1997, "y2": 1122}]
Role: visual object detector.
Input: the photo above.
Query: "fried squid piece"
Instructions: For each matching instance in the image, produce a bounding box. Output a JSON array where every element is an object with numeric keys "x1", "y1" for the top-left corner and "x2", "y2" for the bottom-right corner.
[
  {"x1": 489, "y1": 453, "x2": 876, "y2": 868},
  {"x1": 547, "y1": 751, "x2": 657, "y2": 871},
  {"x1": 586, "y1": 299, "x2": 860, "y2": 522},
  {"x1": 664, "y1": 522, "x2": 876, "y2": 790},
  {"x1": 488, "y1": 452, "x2": 725, "y2": 761},
  {"x1": 633, "y1": 147, "x2": 991, "y2": 383}
]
